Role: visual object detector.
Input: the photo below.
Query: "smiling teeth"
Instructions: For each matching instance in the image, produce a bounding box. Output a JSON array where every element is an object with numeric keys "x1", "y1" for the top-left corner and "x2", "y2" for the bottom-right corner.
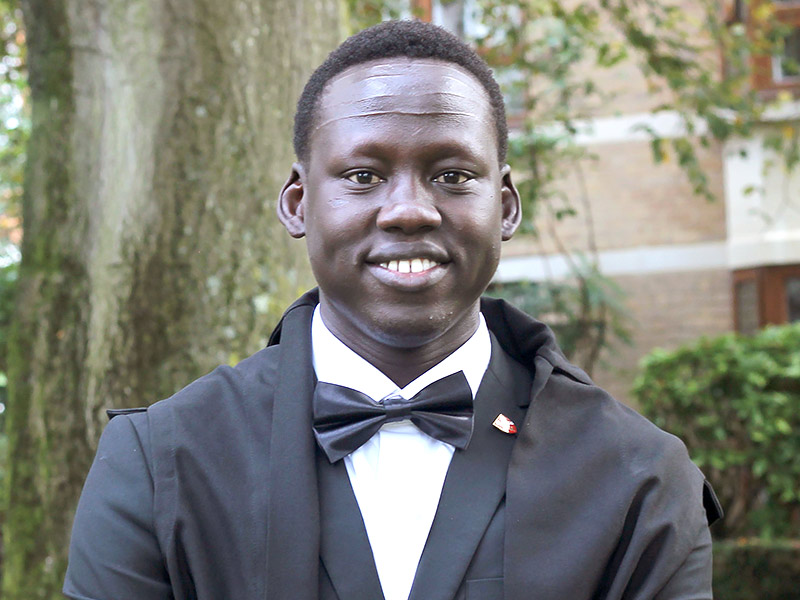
[{"x1": 380, "y1": 258, "x2": 440, "y2": 273}]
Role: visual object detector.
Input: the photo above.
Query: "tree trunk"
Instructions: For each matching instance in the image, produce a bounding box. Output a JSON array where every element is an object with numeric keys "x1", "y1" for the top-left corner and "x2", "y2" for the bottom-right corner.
[{"x1": 3, "y1": 0, "x2": 339, "y2": 596}]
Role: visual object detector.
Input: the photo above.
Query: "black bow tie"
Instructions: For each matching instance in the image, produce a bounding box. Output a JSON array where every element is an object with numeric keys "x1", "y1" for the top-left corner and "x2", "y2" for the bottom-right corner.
[{"x1": 312, "y1": 371, "x2": 475, "y2": 463}]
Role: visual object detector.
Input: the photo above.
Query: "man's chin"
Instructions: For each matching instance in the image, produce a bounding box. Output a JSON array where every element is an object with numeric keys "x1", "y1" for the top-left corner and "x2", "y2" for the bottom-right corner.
[
  {"x1": 318, "y1": 291, "x2": 483, "y2": 354},
  {"x1": 362, "y1": 307, "x2": 479, "y2": 350}
]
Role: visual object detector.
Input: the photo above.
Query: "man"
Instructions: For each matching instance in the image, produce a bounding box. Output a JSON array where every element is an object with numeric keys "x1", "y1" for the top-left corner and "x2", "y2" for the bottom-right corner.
[{"x1": 64, "y1": 20, "x2": 721, "y2": 600}]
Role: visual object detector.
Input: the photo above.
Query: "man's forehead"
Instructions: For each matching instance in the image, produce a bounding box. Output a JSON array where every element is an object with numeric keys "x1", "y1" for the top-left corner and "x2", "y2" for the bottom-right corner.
[
  {"x1": 314, "y1": 58, "x2": 492, "y2": 131},
  {"x1": 324, "y1": 58, "x2": 484, "y2": 95}
]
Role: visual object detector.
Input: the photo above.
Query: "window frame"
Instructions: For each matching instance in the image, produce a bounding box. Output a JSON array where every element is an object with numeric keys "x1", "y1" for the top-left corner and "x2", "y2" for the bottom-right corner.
[
  {"x1": 750, "y1": 1, "x2": 800, "y2": 92},
  {"x1": 732, "y1": 264, "x2": 800, "y2": 332}
]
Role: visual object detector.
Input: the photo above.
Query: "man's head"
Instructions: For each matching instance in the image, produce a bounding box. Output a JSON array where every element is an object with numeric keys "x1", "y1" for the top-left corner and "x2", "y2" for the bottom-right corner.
[
  {"x1": 278, "y1": 20, "x2": 521, "y2": 380},
  {"x1": 293, "y1": 20, "x2": 509, "y2": 166}
]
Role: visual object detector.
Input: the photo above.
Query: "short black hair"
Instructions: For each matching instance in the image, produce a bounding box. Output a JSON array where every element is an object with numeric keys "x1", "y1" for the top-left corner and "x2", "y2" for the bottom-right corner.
[{"x1": 293, "y1": 20, "x2": 508, "y2": 164}]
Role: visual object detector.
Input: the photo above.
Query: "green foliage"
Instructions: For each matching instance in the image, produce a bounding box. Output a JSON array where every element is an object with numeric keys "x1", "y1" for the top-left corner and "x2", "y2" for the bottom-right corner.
[
  {"x1": 343, "y1": 0, "x2": 408, "y2": 34},
  {"x1": 0, "y1": 260, "x2": 16, "y2": 376},
  {"x1": 0, "y1": 0, "x2": 26, "y2": 581},
  {"x1": 471, "y1": 0, "x2": 798, "y2": 220},
  {"x1": 713, "y1": 539, "x2": 800, "y2": 599},
  {"x1": 0, "y1": 0, "x2": 26, "y2": 223},
  {"x1": 488, "y1": 260, "x2": 631, "y2": 375},
  {"x1": 0, "y1": 0, "x2": 25, "y2": 426},
  {"x1": 633, "y1": 324, "x2": 800, "y2": 539}
]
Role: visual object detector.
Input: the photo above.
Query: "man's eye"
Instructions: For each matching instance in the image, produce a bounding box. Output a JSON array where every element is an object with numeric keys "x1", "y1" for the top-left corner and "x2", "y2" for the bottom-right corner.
[
  {"x1": 346, "y1": 171, "x2": 381, "y2": 185},
  {"x1": 433, "y1": 171, "x2": 471, "y2": 184}
]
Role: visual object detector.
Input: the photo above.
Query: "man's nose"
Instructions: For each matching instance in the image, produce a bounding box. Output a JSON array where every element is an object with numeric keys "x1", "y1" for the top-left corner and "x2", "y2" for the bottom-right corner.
[{"x1": 376, "y1": 176, "x2": 442, "y2": 234}]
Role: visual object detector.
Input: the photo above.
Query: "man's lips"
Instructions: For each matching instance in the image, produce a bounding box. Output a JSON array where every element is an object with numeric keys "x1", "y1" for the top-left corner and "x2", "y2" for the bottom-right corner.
[
  {"x1": 367, "y1": 260, "x2": 447, "y2": 290},
  {"x1": 365, "y1": 243, "x2": 451, "y2": 287},
  {"x1": 366, "y1": 251, "x2": 449, "y2": 289}
]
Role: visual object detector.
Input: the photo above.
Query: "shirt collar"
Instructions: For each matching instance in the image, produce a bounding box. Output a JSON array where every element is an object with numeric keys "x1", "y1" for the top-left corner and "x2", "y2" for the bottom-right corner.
[{"x1": 311, "y1": 305, "x2": 491, "y2": 402}]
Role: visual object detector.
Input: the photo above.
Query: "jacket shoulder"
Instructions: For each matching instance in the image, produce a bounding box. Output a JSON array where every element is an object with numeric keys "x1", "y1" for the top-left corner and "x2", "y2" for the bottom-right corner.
[
  {"x1": 106, "y1": 345, "x2": 282, "y2": 421},
  {"x1": 102, "y1": 345, "x2": 282, "y2": 473},
  {"x1": 142, "y1": 345, "x2": 281, "y2": 417},
  {"x1": 543, "y1": 363, "x2": 692, "y2": 467}
]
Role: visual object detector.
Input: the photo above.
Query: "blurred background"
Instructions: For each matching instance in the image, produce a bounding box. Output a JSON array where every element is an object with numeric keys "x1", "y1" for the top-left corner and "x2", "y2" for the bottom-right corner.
[{"x1": 0, "y1": 0, "x2": 798, "y2": 597}]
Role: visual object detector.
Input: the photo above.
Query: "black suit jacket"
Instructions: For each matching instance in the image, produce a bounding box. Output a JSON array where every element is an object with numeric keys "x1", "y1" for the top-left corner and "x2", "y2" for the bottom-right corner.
[{"x1": 64, "y1": 290, "x2": 720, "y2": 600}]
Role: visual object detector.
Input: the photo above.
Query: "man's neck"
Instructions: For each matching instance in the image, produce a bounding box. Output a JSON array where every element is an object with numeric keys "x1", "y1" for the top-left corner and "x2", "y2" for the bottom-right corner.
[{"x1": 318, "y1": 302, "x2": 481, "y2": 389}]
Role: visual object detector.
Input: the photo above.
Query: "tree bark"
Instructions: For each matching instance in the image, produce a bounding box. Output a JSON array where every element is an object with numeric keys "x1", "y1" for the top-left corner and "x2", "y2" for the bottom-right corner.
[{"x1": 3, "y1": 0, "x2": 339, "y2": 597}]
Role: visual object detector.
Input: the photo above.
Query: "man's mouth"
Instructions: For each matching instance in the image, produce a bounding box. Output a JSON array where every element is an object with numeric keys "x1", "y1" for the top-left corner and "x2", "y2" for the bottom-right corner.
[{"x1": 379, "y1": 258, "x2": 441, "y2": 273}]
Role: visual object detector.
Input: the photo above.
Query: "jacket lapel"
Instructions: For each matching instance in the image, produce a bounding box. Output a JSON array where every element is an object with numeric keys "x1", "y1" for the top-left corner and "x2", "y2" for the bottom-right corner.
[
  {"x1": 317, "y1": 454, "x2": 385, "y2": 600},
  {"x1": 265, "y1": 291, "x2": 321, "y2": 600},
  {"x1": 408, "y1": 335, "x2": 531, "y2": 600}
]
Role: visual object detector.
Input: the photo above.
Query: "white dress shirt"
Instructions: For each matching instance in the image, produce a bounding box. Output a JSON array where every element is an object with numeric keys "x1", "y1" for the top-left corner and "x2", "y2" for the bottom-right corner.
[{"x1": 311, "y1": 306, "x2": 491, "y2": 600}]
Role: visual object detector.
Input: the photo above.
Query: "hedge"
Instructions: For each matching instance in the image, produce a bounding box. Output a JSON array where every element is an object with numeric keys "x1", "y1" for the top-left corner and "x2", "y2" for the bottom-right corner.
[
  {"x1": 633, "y1": 323, "x2": 800, "y2": 539},
  {"x1": 713, "y1": 539, "x2": 800, "y2": 599}
]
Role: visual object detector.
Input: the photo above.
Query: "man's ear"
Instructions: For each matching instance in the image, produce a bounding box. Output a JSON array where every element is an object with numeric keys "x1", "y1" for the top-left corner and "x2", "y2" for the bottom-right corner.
[
  {"x1": 499, "y1": 165, "x2": 522, "y2": 241},
  {"x1": 277, "y1": 163, "x2": 307, "y2": 239}
]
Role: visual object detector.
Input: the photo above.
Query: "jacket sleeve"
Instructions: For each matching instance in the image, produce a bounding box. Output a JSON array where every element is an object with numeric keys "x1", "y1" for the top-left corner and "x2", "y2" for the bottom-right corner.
[
  {"x1": 63, "y1": 413, "x2": 173, "y2": 600},
  {"x1": 653, "y1": 522, "x2": 713, "y2": 600}
]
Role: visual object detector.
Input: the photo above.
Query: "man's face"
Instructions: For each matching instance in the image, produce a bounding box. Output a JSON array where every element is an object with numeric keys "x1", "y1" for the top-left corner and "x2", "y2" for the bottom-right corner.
[{"x1": 280, "y1": 58, "x2": 520, "y2": 353}]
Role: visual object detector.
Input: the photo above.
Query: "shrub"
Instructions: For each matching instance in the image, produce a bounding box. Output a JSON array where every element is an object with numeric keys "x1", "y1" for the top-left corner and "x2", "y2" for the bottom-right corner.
[
  {"x1": 713, "y1": 539, "x2": 800, "y2": 599},
  {"x1": 633, "y1": 324, "x2": 800, "y2": 539}
]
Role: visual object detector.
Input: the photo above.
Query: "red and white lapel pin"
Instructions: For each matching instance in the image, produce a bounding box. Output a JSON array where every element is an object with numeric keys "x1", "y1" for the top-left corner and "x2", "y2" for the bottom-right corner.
[{"x1": 492, "y1": 413, "x2": 517, "y2": 434}]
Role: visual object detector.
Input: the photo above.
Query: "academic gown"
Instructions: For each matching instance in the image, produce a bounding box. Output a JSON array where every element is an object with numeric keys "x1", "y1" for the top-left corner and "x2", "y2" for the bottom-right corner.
[{"x1": 63, "y1": 289, "x2": 721, "y2": 600}]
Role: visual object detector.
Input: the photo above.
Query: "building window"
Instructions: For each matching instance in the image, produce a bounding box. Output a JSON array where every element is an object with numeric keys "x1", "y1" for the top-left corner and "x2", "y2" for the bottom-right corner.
[
  {"x1": 786, "y1": 276, "x2": 800, "y2": 321},
  {"x1": 735, "y1": 277, "x2": 760, "y2": 335},
  {"x1": 733, "y1": 264, "x2": 800, "y2": 332},
  {"x1": 773, "y1": 27, "x2": 800, "y2": 81},
  {"x1": 745, "y1": 0, "x2": 800, "y2": 91}
]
